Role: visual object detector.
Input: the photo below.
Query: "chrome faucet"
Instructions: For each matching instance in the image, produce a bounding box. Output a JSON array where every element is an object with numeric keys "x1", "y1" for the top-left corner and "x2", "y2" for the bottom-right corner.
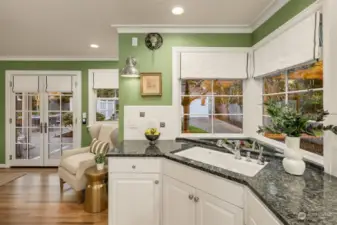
[
  {"x1": 216, "y1": 139, "x2": 241, "y2": 160},
  {"x1": 257, "y1": 146, "x2": 265, "y2": 165},
  {"x1": 233, "y1": 141, "x2": 242, "y2": 160}
]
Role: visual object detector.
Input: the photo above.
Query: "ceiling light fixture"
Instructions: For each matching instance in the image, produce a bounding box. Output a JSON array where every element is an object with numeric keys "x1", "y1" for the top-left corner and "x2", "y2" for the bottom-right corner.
[
  {"x1": 90, "y1": 44, "x2": 99, "y2": 48},
  {"x1": 172, "y1": 6, "x2": 184, "y2": 15}
]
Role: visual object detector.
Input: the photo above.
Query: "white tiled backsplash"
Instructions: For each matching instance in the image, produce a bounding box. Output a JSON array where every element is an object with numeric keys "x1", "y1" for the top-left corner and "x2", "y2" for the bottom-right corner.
[{"x1": 124, "y1": 106, "x2": 179, "y2": 140}]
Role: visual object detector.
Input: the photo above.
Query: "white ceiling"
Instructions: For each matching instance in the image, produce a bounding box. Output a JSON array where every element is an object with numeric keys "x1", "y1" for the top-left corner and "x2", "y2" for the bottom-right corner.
[{"x1": 0, "y1": 0, "x2": 288, "y2": 60}]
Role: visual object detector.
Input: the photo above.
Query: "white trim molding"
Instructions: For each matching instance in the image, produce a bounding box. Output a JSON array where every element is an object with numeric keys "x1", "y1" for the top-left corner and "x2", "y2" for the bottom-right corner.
[
  {"x1": 0, "y1": 57, "x2": 119, "y2": 61},
  {"x1": 113, "y1": 25, "x2": 252, "y2": 34}
]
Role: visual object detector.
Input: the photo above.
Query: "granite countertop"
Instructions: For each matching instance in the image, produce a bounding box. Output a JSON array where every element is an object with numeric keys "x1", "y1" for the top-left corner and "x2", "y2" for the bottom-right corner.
[{"x1": 107, "y1": 140, "x2": 337, "y2": 225}]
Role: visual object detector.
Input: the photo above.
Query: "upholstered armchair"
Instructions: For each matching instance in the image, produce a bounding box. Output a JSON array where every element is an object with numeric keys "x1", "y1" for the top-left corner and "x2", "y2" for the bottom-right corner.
[{"x1": 58, "y1": 124, "x2": 118, "y2": 203}]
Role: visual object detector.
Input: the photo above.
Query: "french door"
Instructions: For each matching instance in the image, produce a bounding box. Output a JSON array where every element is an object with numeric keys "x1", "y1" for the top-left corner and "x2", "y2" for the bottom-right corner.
[{"x1": 9, "y1": 73, "x2": 80, "y2": 167}]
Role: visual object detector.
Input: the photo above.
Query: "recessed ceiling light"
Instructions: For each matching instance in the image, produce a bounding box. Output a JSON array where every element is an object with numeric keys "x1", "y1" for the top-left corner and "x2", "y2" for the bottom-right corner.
[
  {"x1": 172, "y1": 6, "x2": 184, "y2": 15},
  {"x1": 90, "y1": 44, "x2": 99, "y2": 48}
]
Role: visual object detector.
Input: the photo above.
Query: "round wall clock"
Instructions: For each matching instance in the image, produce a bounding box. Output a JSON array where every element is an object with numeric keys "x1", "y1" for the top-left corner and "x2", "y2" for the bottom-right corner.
[{"x1": 145, "y1": 33, "x2": 163, "y2": 50}]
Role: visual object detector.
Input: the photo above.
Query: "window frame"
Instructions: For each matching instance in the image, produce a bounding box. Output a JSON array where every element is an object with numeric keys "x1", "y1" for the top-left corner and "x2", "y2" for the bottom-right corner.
[
  {"x1": 180, "y1": 79, "x2": 244, "y2": 135},
  {"x1": 260, "y1": 63, "x2": 324, "y2": 163},
  {"x1": 88, "y1": 69, "x2": 119, "y2": 126}
]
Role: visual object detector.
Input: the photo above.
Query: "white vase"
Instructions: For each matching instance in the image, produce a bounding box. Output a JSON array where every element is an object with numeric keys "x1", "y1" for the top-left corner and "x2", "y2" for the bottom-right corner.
[
  {"x1": 96, "y1": 163, "x2": 104, "y2": 171},
  {"x1": 282, "y1": 136, "x2": 306, "y2": 175}
]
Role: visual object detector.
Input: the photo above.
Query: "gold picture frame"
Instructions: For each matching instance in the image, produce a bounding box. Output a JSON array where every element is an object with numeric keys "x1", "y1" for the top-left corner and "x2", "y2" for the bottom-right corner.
[{"x1": 140, "y1": 73, "x2": 162, "y2": 96}]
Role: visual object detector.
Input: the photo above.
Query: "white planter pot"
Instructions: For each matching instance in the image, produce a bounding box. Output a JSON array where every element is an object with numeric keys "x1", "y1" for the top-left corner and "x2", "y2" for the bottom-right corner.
[
  {"x1": 96, "y1": 163, "x2": 104, "y2": 171},
  {"x1": 282, "y1": 136, "x2": 306, "y2": 176}
]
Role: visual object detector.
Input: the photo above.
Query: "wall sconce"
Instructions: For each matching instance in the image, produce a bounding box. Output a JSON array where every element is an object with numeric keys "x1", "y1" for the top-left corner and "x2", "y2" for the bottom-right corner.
[{"x1": 121, "y1": 56, "x2": 140, "y2": 78}]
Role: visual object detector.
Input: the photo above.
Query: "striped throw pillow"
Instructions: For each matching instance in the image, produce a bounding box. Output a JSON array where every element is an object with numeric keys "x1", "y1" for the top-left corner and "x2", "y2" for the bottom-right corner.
[{"x1": 89, "y1": 138, "x2": 109, "y2": 155}]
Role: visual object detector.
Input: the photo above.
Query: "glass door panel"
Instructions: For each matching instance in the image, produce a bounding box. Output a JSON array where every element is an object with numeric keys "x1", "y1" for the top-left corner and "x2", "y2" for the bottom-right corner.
[
  {"x1": 13, "y1": 93, "x2": 43, "y2": 165},
  {"x1": 46, "y1": 92, "x2": 74, "y2": 164}
]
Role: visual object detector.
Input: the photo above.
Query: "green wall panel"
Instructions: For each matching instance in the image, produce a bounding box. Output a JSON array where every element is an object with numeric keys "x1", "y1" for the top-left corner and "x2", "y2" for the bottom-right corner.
[
  {"x1": 252, "y1": 0, "x2": 316, "y2": 44},
  {"x1": 118, "y1": 33, "x2": 252, "y2": 139},
  {"x1": 0, "y1": 61, "x2": 118, "y2": 164}
]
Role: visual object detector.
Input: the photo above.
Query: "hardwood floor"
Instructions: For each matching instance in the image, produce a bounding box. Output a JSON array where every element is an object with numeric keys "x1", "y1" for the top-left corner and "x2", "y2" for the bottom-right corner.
[{"x1": 0, "y1": 168, "x2": 108, "y2": 225}]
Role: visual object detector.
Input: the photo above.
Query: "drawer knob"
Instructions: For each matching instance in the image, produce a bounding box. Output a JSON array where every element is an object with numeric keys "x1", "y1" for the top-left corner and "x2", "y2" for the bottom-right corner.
[
  {"x1": 132, "y1": 165, "x2": 136, "y2": 169},
  {"x1": 194, "y1": 196, "x2": 199, "y2": 202},
  {"x1": 188, "y1": 194, "x2": 194, "y2": 200},
  {"x1": 154, "y1": 180, "x2": 159, "y2": 184}
]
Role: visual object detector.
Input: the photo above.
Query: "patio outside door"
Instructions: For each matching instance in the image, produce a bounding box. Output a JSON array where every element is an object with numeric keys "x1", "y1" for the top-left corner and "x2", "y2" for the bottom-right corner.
[{"x1": 9, "y1": 73, "x2": 80, "y2": 167}]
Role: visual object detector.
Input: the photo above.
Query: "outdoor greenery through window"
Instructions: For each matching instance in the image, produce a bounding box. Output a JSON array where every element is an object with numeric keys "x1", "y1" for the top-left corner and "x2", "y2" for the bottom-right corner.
[
  {"x1": 96, "y1": 89, "x2": 119, "y2": 122},
  {"x1": 181, "y1": 79, "x2": 243, "y2": 134},
  {"x1": 262, "y1": 61, "x2": 324, "y2": 155}
]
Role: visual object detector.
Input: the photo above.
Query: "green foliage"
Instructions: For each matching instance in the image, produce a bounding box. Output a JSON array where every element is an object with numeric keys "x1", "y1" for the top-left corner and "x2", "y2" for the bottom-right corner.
[
  {"x1": 96, "y1": 112, "x2": 106, "y2": 121},
  {"x1": 62, "y1": 112, "x2": 73, "y2": 127},
  {"x1": 95, "y1": 153, "x2": 106, "y2": 164},
  {"x1": 257, "y1": 100, "x2": 332, "y2": 137}
]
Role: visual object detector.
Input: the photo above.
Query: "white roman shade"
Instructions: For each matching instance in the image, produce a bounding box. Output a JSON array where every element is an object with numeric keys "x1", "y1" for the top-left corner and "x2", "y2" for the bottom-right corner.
[
  {"x1": 181, "y1": 51, "x2": 248, "y2": 79},
  {"x1": 46, "y1": 75, "x2": 73, "y2": 92},
  {"x1": 12, "y1": 75, "x2": 39, "y2": 93},
  {"x1": 93, "y1": 70, "x2": 119, "y2": 89},
  {"x1": 254, "y1": 12, "x2": 317, "y2": 78}
]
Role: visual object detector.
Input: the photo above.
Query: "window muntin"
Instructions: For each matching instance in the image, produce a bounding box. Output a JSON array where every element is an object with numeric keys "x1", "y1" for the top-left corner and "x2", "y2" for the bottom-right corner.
[
  {"x1": 181, "y1": 79, "x2": 243, "y2": 134},
  {"x1": 96, "y1": 89, "x2": 119, "y2": 122},
  {"x1": 262, "y1": 61, "x2": 324, "y2": 156}
]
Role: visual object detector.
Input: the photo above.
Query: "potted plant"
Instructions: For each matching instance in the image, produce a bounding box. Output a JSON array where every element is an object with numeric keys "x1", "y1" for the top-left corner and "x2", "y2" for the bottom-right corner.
[
  {"x1": 257, "y1": 100, "x2": 333, "y2": 175},
  {"x1": 95, "y1": 153, "x2": 106, "y2": 171}
]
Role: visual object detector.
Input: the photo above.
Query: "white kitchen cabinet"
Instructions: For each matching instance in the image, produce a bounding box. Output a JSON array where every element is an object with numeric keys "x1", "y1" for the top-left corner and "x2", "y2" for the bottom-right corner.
[
  {"x1": 163, "y1": 175, "x2": 243, "y2": 225},
  {"x1": 196, "y1": 189, "x2": 243, "y2": 225},
  {"x1": 245, "y1": 189, "x2": 283, "y2": 225},
  {"x1": 163, "y1": 175, "x2": 196, "y2": 225},
  {"x1": 109, "y1": 173, "x2": 161, "y2": 225}
]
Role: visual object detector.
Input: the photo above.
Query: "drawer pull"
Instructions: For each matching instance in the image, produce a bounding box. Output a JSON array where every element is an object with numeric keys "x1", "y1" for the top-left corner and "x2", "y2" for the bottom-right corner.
[
  {"x1": 194, "y1": 196, "x2": 199, "y2": 202},
  {"x1": 188, "y1": 194, "x2": 194, "y2": 200},
  {"x1": 132, "y1": 165, "x2": 136, "y2": 169}
]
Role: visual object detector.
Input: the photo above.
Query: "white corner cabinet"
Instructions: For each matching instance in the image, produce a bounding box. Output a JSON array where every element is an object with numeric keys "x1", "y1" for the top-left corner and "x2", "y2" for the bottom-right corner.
[{"x1": 108, "y1": 157, "x2": 283, "y2": 225}]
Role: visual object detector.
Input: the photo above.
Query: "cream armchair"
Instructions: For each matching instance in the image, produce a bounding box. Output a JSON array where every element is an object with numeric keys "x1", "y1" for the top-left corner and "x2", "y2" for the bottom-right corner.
[{"x1": 58, "y1": 124, "x2": 118, "y2": 203}]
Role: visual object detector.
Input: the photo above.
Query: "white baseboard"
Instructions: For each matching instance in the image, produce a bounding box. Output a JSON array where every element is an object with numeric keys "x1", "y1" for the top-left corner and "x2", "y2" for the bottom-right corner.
[{"x1": 0, "y1": 164, "x2": 9, "y2": 168}]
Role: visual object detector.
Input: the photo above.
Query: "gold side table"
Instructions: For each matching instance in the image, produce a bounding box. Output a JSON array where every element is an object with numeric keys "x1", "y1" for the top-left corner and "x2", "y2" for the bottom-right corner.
[{"x1": 84, "y1": 166, "x2": 108, "y2": 213}]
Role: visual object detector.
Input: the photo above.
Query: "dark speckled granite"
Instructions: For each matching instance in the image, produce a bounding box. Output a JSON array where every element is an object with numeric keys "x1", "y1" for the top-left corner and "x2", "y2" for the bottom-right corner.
[{"x1": 107, "y1": 140, "x2": 337, "y2": 225}]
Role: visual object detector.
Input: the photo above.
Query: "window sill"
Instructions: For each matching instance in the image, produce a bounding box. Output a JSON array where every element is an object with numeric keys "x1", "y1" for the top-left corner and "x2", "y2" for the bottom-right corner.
[
  {"x1": 253, "y1": 135, "x2": 324, "y2": 166},
  {"x1": 88, "y1": 121, "x2": 119, "y2": 127}
]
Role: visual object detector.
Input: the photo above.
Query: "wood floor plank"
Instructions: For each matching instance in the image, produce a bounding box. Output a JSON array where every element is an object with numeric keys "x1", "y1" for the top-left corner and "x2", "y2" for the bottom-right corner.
[{"x1": 0, "y1": 168, "x2": 108, "y2": 225}]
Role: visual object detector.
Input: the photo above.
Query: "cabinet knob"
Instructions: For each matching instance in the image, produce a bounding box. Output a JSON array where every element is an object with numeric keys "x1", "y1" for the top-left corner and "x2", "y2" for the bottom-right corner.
[
  {"x1": 154, "y1": 180, "x2": 159, "y2": 184},
  {"x1": 194, "y1": 196, "x2": 199, "y2": 202},
  {"x1": 188, "y1": 194, "x2": 194, "y2": 200},
  {"x1": 132, "y1": 165, "x2": 136, "y2": 169}
]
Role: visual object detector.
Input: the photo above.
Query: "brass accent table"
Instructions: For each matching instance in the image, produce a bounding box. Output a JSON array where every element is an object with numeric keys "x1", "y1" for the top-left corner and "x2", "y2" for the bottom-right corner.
[{"x1": 84, "y1": 166, "x2": 108, "y2": 213}]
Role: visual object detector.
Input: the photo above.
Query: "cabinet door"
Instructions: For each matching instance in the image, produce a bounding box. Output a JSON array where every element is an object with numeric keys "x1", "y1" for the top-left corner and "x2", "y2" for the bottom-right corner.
[
  {"x1": 163, "y1": 175, "x2": 196, "y2": 225},
  {"x1": 109, "y1": 173, "x2": 161, "y2": 225},
  {"x1": 196, "y1": 190, "x2": 243, "y2": 225}
]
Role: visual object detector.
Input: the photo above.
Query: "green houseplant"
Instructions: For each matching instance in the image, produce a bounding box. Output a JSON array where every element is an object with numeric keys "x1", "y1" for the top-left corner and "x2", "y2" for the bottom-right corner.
[
  {"x1": 257, "y1": 100, "x2": 333, "y2": 175},
  {"x1": 95, "y1": 153, "x2": 106, "y2": 171}
]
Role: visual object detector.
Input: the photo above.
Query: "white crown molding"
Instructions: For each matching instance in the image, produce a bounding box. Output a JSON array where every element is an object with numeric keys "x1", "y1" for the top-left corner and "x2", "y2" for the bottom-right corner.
[
  {"x1": 112, "y1": 24, "x2": 253, "y2": 34},
  {"x1": 0, "y1": 57, "x2": 119, "y2": 61},
  {"x1": 252, "y1": 0, "x2": 322, "y2": 49},
  {"x1": 251, "y1": 0, "x2": 290, "y2": 31}
]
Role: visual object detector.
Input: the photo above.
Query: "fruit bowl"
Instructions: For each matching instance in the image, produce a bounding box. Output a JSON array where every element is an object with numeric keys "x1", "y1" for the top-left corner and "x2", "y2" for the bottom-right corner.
[{"x1": 145, "y1": 134, "x2": 160, "y2": 145}]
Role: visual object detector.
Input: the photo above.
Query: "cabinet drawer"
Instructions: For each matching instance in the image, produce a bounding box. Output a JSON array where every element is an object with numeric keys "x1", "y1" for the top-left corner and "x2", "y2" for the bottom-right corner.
[{"x1": 109, "y1": 158, "x2": 161, "y2": 173}]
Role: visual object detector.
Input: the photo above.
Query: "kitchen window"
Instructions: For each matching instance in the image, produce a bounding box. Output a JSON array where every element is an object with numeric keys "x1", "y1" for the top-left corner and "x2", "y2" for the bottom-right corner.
[
  {"x1": 262, "y1": 61, "x2": 323, "y2": 155},
  {"x1": 181, "y1": 79, "x2": 243, "y2": 134},
  {"x1": 96, "y1": 89, "x2": 119, "y2": 122}
]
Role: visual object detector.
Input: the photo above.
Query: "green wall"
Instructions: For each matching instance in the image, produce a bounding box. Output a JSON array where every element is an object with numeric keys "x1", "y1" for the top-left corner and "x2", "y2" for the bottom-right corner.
[
  {"x1": 0, "y1": 61, "x2": 118, "y2": 163},
  {"x1": 252, "y1": 0, "x2": 317, "y2": 44},
  {"x1": 118, "y1": 33, "x2": 252, "y2": 139}
]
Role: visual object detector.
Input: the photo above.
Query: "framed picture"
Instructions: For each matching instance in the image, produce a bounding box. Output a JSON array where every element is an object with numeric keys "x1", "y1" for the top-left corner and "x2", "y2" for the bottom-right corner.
[{"x1": 140, "y1": 73, "x2": 162, "y2": 96}]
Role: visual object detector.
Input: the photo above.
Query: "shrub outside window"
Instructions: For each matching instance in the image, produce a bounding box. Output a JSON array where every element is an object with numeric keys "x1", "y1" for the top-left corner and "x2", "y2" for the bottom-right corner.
[
  {"x1": 181, "y1": 79, "x2": 243, "y2": 134},
  {"x1": 262, "y1": 61, "x2": 324, "y2": 155}
]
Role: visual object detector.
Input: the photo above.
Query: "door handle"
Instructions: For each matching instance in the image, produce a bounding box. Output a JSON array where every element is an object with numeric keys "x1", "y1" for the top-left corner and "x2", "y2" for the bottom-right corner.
[
  {"x1": 44, "y1": 123, "x2": 47, "y2": 133},
  {"x1": 40, "y1": 123, "x2": 43, "y2": 133}
]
